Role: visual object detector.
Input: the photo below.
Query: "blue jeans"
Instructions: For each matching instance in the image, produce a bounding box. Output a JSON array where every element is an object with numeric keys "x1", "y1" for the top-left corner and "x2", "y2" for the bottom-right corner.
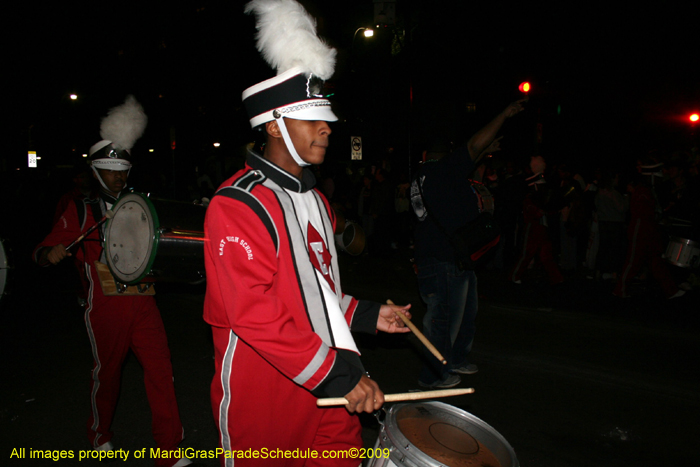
[{"x1": 416, "y1": 257, "x2": 478, "y2": 385}]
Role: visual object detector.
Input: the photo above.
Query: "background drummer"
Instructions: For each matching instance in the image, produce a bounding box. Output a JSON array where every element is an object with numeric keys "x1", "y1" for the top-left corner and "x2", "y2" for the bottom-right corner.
[
  {"x1": 33, "y1": 96, "x2": 197, "y2": 467},
  {"x1": 613, "y1": 156, "x2": 685, "y2": 299},
  {"x1": 203, "y1": 2, "x2": 412, "y2": 466}
]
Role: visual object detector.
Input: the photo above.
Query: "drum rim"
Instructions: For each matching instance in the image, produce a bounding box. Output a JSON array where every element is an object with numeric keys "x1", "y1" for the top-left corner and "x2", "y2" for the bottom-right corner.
[
  {"x1": 0, "y1": 238, "x2": 8, "y2": 269},
  {"x1": 380, "y1": 401, "x2": 519, "y2": 467},
  {"x1": 334, "y1": 220, "x2": 366, "y2": 256},
  {"x1": 668, "y1": 236, "x2": 700, "y2": 247},
  {"x1": 0, "y1": 238, "x2": 10, "y2": 299},
  {"x1": 104, "y1": 192, "x2": 161, "y2": 284}
]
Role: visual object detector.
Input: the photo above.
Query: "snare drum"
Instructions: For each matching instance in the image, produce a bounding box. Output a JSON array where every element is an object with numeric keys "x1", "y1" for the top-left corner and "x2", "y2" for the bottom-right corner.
[
  {"x1": 335, "y1": 220, "x2": 366, "y2": 256},
  {"x1": 664, "y1": 237, "x2": 700, "y2": 269},
  {"x1": 369, "y1": 402, "x2": 519, "y2": 467},
  {"x1": 103, "y1": 192, "x2": 206, "y2": 284},
  {"x1": 470, "y1": 181, "x2": 495, "y2": 214}
]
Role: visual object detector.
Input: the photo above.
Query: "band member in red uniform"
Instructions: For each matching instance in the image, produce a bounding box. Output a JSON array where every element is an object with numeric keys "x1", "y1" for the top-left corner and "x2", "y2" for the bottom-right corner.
[
  {"x1": 34, "y1": 96, "x2": 194, "y2": 467},
  {"x1": 203, "y1": 2, "x2": 411, "y2": 465},
  {"x1": 509, "y1": 157, "x2": 565, "y2": 286},
  {"x1": 613, "y1": 160, "x2": 684, "y2": 299}
]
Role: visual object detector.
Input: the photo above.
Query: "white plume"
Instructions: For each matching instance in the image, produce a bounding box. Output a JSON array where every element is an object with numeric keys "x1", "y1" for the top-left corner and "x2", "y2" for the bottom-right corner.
[
  {"x1": 100, "y1": 95, "x2": 148, "y2": 151},
  {"x1": 245, "y1": 0, "x2": 336, "y2": 80}
]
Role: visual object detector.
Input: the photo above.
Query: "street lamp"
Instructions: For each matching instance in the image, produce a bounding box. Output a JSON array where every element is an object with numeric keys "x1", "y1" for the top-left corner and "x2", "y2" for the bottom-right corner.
[{"x1": 353, "y1": 27, "x2": 374, "y2": 42}]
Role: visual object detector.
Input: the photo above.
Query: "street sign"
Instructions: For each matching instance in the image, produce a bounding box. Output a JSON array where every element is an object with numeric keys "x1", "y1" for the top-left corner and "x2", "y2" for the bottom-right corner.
[{"x1": 351, "y1": 136, "x2": 362, "y2": 160}]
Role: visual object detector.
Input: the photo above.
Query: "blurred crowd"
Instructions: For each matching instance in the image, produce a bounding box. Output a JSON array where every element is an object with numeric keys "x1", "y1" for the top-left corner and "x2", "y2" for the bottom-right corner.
[
  {"x1": 315, "y1": 146, "x2": 700, "y2": 300},
  {"x1": 3, "y1": 143, "x2": 698, "y2": 303}
]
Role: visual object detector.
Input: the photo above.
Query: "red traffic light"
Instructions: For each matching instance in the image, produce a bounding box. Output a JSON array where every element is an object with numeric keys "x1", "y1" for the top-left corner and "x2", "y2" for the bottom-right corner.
[{"x1": 518, "y1": 82, "x2": 531, "y2": 93}]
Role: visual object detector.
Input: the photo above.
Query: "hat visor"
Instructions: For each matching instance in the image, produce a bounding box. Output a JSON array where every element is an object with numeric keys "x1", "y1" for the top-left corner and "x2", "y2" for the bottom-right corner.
[
  {"x1": 92, "y1": 159, "x2": 132, "y2": 172},
  {"x1": 284, "y1": 104, "x2": 338, "y2": 122},
  {"x1": 249, "y1": 100, "x2": 338, "y2": 128}
]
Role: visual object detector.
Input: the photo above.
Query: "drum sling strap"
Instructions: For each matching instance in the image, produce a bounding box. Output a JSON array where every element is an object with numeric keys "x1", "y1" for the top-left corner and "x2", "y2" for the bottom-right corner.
[{"x1": 73, "y1": 197, "x2": 104, "y2": 249}]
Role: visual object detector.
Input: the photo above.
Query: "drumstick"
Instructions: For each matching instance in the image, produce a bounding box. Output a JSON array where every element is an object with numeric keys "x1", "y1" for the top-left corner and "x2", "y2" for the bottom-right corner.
[
  {"x1": 65, "y1": 210, "x2": 114, "y2": 251},
  {"x1": 317, "y1": 388, "x2": 474, "y2": 407},
  {"x1": 387, "y1": 300, "x2": 447, "y2": 365}
]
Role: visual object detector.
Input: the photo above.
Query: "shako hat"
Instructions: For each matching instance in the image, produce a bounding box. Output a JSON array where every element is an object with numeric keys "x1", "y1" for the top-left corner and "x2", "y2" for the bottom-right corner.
[
  {"x1": 89, "y1": 95, "x2": 147, "y2": 193},
  {"x1": 242, "y1": 0, "x2": 337, "y2": 167},
  {"x1": 89, "y1": 95, "x2": 147, "y2": 173}
]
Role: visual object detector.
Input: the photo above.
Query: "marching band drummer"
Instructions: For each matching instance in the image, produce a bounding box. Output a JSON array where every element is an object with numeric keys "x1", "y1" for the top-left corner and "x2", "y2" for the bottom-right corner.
[
  {"x1": 33, "y1": 96, "x2": 196, "y2": 467},
  {"x1": 203, "y1": 2, "x2": 412, "y2": 466}
]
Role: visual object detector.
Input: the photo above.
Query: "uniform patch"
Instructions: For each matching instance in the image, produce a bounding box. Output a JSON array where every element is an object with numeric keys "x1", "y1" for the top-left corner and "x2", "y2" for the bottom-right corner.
[
  {"x1": 219, "y1": 236, "x2": 254, "y2": 260},
  {"x1": 307, "y1": 223, "x2": 335, "y2": 292}
]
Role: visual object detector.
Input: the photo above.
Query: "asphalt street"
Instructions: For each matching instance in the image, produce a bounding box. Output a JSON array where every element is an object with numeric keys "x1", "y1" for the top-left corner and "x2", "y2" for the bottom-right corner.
[{"x1": 1, "y1": 246, "x2": 698, "y2": 467}]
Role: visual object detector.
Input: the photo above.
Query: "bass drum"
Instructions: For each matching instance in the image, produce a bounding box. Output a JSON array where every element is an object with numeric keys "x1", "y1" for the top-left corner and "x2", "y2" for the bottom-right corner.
[
  {"x1": 332, "y1": 204, "x2": 346, "y2": 235},
  {"x1": 368, "y1": 402, "x2": 519, "y2": 467},
  {"x1": 103, "y1": 192, "x2": 206, "y2": 285},
  {"x1": 334, "y1": 220, "x2": 365, "y2": 256}
]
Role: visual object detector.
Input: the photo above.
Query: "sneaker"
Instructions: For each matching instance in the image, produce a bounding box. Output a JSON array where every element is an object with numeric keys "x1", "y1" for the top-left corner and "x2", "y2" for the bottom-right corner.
[
  {"x1": 418, "y1": 374, "x2": 461, "y2": 389},
  {"x1": 668, "y1": 290, "x2": 686, "y2": 300},
  {"x1": 452, "y1": 363, "x2": 479, "y2": 375}
]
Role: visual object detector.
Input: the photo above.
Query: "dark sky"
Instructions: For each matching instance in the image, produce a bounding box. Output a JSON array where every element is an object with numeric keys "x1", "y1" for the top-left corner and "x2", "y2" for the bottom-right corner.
[{"x1": 8, "y1": 1, "x2": 699, "y2": 175}]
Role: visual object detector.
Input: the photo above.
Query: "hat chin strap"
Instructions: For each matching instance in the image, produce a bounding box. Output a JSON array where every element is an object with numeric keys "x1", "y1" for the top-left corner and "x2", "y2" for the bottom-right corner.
[
  {"x1": 275, "y1": 116, "x2": 310, "y2": 167},
  {"x1": 91, "y1": 165, "x2": 130, "y2": 195}
]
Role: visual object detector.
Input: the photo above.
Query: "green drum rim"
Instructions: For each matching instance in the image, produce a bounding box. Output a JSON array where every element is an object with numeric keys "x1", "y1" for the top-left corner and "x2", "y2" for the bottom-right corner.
[{"x1": 104, "y1": 192, "x2": 161, "y2": 285}]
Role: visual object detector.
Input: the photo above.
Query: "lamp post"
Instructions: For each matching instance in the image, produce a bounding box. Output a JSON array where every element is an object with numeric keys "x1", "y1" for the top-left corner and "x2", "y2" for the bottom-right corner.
[{"x1": 351, "y1": 27, "x2": 375, "y2": 71}]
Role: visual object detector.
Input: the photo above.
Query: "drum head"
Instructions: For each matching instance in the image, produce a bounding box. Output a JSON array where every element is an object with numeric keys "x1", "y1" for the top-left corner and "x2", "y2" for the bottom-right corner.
[
  {"x1": 104, "y1": 193, "x2": 159, "y2": 284},
  {"x1": 384, "y1": 402, "x2": 518, "y2": 467}
]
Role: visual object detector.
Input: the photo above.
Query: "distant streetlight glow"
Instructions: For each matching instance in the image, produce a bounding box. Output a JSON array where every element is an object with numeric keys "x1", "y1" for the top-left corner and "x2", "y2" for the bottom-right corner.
[
  {"x1": 213, "y1": 142, "x2": 221, "y2": 148},
  {"x1": 354, "y1": 27, "x2": 374, "y2": 43},
  {"x1": 518, "y1": 82, "x2": 531, "y2": 93},
  {"x1": 70, "y1": 94, "x2": 78, "y2": 100},
  {"x1": 690, "y1": 113, "x2": 699, "y2": 122}
]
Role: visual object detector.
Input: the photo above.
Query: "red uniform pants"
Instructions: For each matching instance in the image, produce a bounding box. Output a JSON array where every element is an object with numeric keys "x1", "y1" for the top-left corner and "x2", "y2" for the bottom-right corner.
[
  {"x1": 614, "y1": 220, "x2": 678, "y2": 298},
  {"x1": 510, "y1": 222, "x2": 564, "y2": 285},
  {"x1": 85, "y1": 272, "x2": 184, "y2": 467}
]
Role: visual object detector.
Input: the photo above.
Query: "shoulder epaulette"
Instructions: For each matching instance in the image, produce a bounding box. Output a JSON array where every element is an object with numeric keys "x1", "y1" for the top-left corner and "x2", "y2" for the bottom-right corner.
[{"x1": 213, "y1": 171, "x2": 279, "y2": 256}]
